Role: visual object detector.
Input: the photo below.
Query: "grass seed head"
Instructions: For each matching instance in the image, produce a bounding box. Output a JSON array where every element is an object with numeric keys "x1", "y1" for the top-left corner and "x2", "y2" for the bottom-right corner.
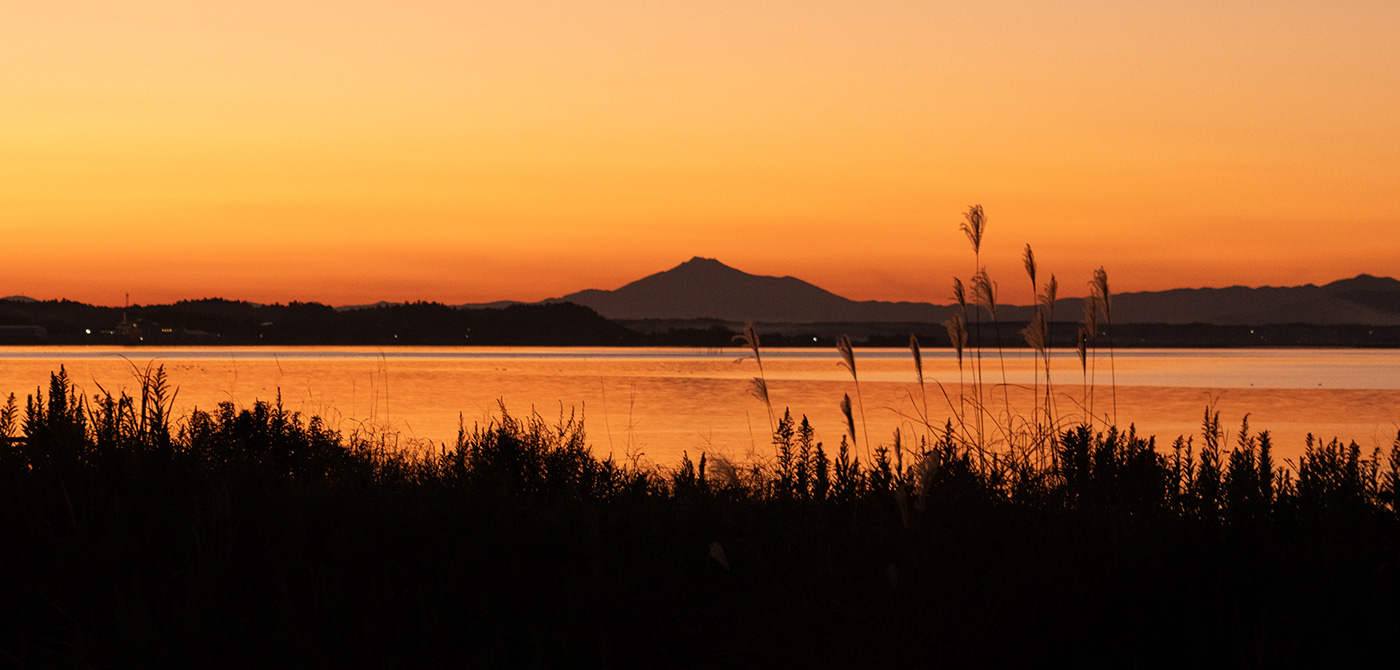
[
  {"x1": 841, "y1": 392, "x2": 857, "y2": 448},
  {"x1": 1021, "y1": 311, "x2": 1047, "y2": 353},
  {"x1": 1040, "y1": 274, "x2": 1058, "y2": 313},
  {"x1": 943, "y1": 314, "x2": 967, "y2": 368},
  {"x1": 909, "y1": 334, "x2": 923, "y2": 386},
  {"x1": 972, "y1": 269, "x2": 997, "y2": 320},
  {"x1": 960, "y1": 205, "x2": 986, "y2": 256},
  {"x1": 749, "y1": 377, "x2": 770, "y2": 406},
  {"x1": 1092, "y1": 267, "x2": 1111, "y2": 319},
  {"x1": 837, "y1": 334, "x2": 856, "y2": 380},
  {"x1": 735, "y1": 321, "x2": 762, "y2": 363},
  {"x1": 1022, "y1": 244, "x2": 1037, "y2": 287}
]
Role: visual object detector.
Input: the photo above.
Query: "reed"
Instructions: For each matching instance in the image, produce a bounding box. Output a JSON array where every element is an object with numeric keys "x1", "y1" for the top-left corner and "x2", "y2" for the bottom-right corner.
[
  {"x1": 950, "y1": 279, "x2": 977, "y2": 447},
  {"x1": 971, "y1": 268, "x2": 1011, "y2": 426},
  {"x1": 1022, "y1": 245, "x2": 1039, "y2": 439},
  {"x1": 736, "y1": 321, "x2": 776, "y2": 435},
  {"x1": 1079, "y1": 293, "x2": 1099, "y2": 428},
  {"x1": 959, "y1": 207, "x2": 988, "y2": 451},
  {"x1": 909, "y1": 334, "x2": 932, "y2": 447},
  {"x1": 940, "y1": 312, "x2": 978, "y2": 460},
  {"x1": 841, "y1": 392, "x2": 858, "y2": 456},
  {"x1": 837, "y1": 334, "x2": 870, "y2": 460},
  {"x1": 1092, "y1": 267, "x2": 1117, "y2": 426},
  {"x1": 1020, "y1": 310, "x2": 1049, "y2": 466},
  {"x1": 1039, "y1": 274, "x2": 1059, "y2": 437}
]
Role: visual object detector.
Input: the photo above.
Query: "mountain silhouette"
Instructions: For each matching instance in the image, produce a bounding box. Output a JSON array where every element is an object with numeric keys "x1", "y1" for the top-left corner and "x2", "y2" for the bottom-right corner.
[
  {"x1": 548, "y1": 257, "x2": 949, "y2": 322},
  {"x1": 1103, "y1": 274, "x2": 1400, "y2": 325},
  {"x1": 546, "y1": 259, "x2": 1400, "y2": 326}
]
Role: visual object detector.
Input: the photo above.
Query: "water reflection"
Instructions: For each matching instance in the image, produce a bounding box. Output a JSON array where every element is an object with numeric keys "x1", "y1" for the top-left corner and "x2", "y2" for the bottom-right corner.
[{"x1": 0, "y1": 347, "x2": 1396, "y2": 465}]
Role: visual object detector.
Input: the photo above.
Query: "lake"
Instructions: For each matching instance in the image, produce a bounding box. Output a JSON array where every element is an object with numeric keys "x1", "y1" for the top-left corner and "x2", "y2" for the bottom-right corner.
[{"x1": 2, "y1": 346, "x2": 1398, "y2": 467}]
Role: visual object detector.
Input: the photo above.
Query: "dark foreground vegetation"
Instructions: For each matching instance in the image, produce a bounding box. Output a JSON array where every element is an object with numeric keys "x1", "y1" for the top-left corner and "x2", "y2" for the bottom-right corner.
[{"x1": 4, "y1": 368, "x2": 1400, "y2": 667}]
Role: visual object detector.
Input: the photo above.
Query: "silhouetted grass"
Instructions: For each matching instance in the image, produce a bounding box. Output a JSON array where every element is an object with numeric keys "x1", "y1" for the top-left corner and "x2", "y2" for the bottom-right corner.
[{"x1": 4, "y1": 366, "x2": 1400, "y2": 667}]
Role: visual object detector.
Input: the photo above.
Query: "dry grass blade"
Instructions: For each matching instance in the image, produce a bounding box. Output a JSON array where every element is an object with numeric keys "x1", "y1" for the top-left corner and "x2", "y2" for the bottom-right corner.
[
  {"x1": 734, "y1": 320, "x2": 774, "y2": 433},
  {"x1": 837, "y1": 334, "x2": 870, "y2": 454},
  {"x1": 749, "y1": 377, "x2": 770, "y2": 406},
  {"x1": 1022, "y1": 244, "x2": 1037, "y2": 287},
  {"x1": 837, "y1": 334, "x2": 856, "y2": 379},
  {"x1": 960, "y1": 204, "x2": 986, "y2": 256},
  {"x1": 952, "y1": 277, "x2": 967, "y2": 310},
  {"x1": 1093, "y1": 266, "x2": 1117, "y2": 424},
  {"x1": 1021, "y1": 311, "x2": 1047, "y2": 353},
  {"x1": 840, "y1": 393, "x2": 857, "y2": 449},
  {"x1": 1092, "y1": 267, "x2": 1111, "y2": 319},
  {"x1": 735, "y1": 321, "x2": 761, "y2": 364},
  {"x1": 909, "y1": 334, "x2": 923, "y2": 386},
  {"x1": 943, "y1": 314, "x2": 967, "y2": 369},
  {"x1": 1040, "y1": 275, "x2": 1058, "y2": 312},
  {"x1": 972, "y1": 269, "x2": 997, "y2": 320}
]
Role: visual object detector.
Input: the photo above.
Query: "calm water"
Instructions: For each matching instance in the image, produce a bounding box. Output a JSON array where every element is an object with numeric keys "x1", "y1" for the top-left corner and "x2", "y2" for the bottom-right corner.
[{"x1": 2, "y1": 346, "x2": 1398, "y2": 466}]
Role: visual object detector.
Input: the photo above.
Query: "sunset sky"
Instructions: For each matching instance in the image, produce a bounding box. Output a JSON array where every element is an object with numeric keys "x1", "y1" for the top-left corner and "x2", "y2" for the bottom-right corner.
[{"x1": 4, "y1": 1, "x2": 1397, "y2": 306}]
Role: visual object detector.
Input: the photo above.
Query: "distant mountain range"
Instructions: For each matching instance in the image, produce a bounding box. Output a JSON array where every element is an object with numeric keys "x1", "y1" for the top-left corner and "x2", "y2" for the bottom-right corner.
[
  {"x1": 517, "y1": 257, "x2": 1400, "y2": 326},
  {"x1": 13, "y1": 259, "x2": 1400, "y2": 329}
]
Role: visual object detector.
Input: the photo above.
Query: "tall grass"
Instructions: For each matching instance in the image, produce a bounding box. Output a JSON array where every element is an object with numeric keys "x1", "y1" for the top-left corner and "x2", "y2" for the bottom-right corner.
[
  {"x1": 6, "y1": 360, "x2": 1400, "y2": 666},
  {"x1": 837, "y1": 334, "x2": 870, "y2": 459},
  {"x1": 1093, "y1": 267, "x2": 1118, "y2": 425},
  {"x1": 960, "y1": 206, "x2": 988, "y2": 451},
  {"x1": 736, "y1": 320, "x2": 776, "y2": 436}
]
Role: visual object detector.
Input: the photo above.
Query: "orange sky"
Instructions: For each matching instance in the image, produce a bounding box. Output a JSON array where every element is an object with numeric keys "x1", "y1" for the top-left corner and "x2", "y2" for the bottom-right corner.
[{"x1": 3, "y1": 1, "x2": 1397, "y2": 306}]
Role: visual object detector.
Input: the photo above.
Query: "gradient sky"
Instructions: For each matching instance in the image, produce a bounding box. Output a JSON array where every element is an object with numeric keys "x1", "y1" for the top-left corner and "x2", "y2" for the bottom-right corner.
[{"x1": 4, "y1": 1, "x2": 1397, "y2": 306}]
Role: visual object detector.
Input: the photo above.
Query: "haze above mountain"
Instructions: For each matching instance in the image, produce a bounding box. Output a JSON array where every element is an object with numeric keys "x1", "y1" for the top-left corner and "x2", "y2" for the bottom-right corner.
[{"x1": 530, "y1": 257, "x2": 1400, "y2": 326}]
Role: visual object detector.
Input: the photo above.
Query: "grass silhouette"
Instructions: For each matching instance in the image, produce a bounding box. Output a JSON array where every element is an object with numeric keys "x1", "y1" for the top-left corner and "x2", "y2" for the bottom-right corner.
[{"x1": 3, "y1": 361, "x2": 1400, "y2": 666}]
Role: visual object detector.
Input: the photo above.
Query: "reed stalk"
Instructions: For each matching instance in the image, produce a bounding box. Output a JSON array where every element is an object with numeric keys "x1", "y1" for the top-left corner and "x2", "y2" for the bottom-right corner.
[
  {"x1": 736, "y1": 321, "x2": 776, "y2": 436},
  {"x1": 1040, "y1": 274, "x2": 1059, "y2": 436},
  {"x1": 837, "y1": 335, "x2": 870, "y2": 460},
  {"x1": 973, "y1": 269, "x2": 1012, "y2": 437},
  {"x1": 959, "y1": 206, "x2": 987, "y2": 450},
  {"x1": 1092, "y1": 267, "x2": 1117, "y2": 426},
  {"x1": 909, "y1": 334, "x2": 931, "y2": 446},
  {"x1": 1022, "y1": 245, "x2": 1039, "y2": 438},
  {"x1": 1020, "y1": 310, "x2": 1048, "y2": 465},
  {"x1": 1079, "y1": 293, "x2": 1098, "y2": 429},
  {"x1": 952, "y1": 278, "x2": 978, "y2": 448}
]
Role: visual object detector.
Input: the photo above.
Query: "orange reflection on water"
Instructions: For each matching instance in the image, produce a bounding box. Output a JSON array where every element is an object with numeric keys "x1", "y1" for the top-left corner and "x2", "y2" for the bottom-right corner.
[{"x1": 0, "y1": 347, "x2": 1396, "y2": 467}]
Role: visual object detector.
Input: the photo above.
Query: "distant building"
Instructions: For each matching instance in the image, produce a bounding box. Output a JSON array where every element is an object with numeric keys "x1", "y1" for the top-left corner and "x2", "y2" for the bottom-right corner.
[{"x1": 115, "y1": 312, "x2": 144, "y2": 342}]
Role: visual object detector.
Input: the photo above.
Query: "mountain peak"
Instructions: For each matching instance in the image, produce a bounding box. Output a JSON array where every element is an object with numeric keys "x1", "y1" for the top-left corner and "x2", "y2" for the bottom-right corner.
[
  {"x1": 1324, "y1": 274, "x2": 1400, "y2": 292},
  {"x1": 669, "y1": 256, "x2": 740, "y2": 274},
  {"x1": 553, "y1": 258, "x2": 944, "y2": 322}
]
